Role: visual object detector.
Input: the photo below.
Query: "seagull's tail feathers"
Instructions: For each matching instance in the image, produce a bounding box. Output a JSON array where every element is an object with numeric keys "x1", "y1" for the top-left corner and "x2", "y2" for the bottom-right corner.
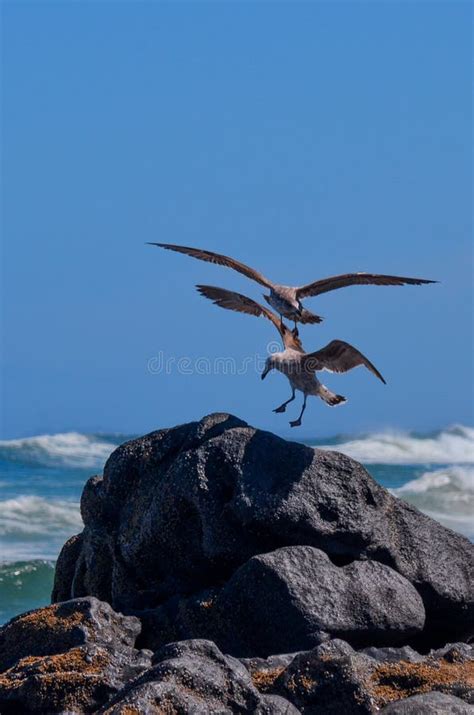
[
  {"x1": 318, "y1": 384, "x2": 347, "y2": 407},
  {"x1": 299, "y1": 308, "x2": 324, "y2": 324}
]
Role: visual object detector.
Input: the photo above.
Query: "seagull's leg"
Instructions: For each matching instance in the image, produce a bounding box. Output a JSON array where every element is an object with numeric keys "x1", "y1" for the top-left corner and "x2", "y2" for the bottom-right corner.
[
  {"x1": 290, "y1": 394, "x2": 307, "y2": 428},
  {"x1": 273, "y1": 388, "x2": 296, "y2": 414}
]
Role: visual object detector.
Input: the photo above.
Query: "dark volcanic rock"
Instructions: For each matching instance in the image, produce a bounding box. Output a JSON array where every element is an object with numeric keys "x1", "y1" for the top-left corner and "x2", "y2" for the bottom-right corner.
[
  {"x1": 52, "y1": 413, "x2": 474, "y2": 649},
  {"x1": 4, "y1": 415, "x2": 474, "y2": 713},
  {"x1": 208, "y1": 545, "x2": 425, "y2": 656},
  {"x1": 136, "y1": 547, "x2": 425, "y2": 656},
  {"x1": 0, "y1": 598, "x2": 151, "y2": 714},
  {"x1": 274, "y1": 640, "x2": 375, "y2": 714},
  {"x1": 270, "y1": 639, "x2": 474, "y2": 714},
  {"x1": 51, "y1": 532, "x2": 84, "y2": 603},
  {"x1": 380, "y1": 691, "x2": 474, "y2": 714},
  {"x1": 0, "y1": 597, "x2": 142, "y2": 672},
  {"x1": 99, "y1": 639, "x2": 298, "y2": 714},
  {"x1": 360, "y1": 645, "x2": 424, "y2": 664}
]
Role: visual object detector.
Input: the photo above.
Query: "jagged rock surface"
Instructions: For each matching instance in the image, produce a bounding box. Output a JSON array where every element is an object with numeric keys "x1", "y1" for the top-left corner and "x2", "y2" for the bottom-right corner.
[
  {"x1": 265, "y1": 640, "x2": 474, "y2": 714},
  {"x1": 2, "y1": 414, "x2": 473, "y2": 713},
  {"x1": 53, "y1": 413, "x2": 474, "y2": 651},
  {"x1": 99, "y1": 639, "x2": 298, "y2": 714},
  {"x1": 209, "y1": 545, "x2": 425, "y2": 655},
  {"x1": 0, "y1": 598, "x2": 151, "y2": 713}
]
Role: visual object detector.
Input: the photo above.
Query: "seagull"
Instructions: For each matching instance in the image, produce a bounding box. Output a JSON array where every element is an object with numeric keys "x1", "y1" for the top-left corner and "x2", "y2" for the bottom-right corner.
[
  {"x1": 148, "y1": 242, "x2": 436, "y2": 328},
  {"x1": 197, "y1": 285, "x2": 386, "y2": 427}
]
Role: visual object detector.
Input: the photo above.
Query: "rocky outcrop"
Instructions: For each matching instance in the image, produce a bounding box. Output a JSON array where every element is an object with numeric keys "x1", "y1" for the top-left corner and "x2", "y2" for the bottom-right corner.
[
  {"x1": 263, "y1": 639, "x2": 474, "y2": 714},
  {"x1": 0, "y1": 598, "x2": 151, "y2": 713},
  {"x1": 53, "y1": 413, "x2": 474, "y2": 651},
  {"x1": 1, "y1": 605, "x2": 472, "y2": 714},
  {"x1": 99, "y1": 639, "x2": 298, "y2": 714},
  {"x1": 2, "y1": 414, "x2": 474, "y2": 713},
  {"x1": 209, "y1": 546, "x2": 425, "y2": 655}
]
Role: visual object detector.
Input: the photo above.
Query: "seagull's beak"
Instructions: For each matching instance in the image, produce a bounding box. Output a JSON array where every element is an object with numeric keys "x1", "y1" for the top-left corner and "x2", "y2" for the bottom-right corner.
[{"x1": 261, "y1": 366, "x2": 270, "y2": 380}]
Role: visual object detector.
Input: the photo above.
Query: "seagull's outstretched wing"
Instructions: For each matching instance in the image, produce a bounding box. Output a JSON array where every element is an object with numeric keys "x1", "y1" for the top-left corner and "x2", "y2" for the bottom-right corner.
[
  {"x1": 196, "y1": 285, "x2": 303, "y2": 351},
  {"x1": 303, "y1": 340, "x2": 386, "y2": 383},
  {"x1": 148, "y1": 243, "x2": 273, "y2": 289},
  {"x1": 296, "y1": 273, "x2": 436, "y2": 299}
]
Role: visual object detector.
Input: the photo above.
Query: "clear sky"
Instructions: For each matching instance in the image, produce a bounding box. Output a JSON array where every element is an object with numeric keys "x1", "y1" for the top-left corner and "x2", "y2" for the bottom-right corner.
[{"x1": 2, "y1": 1, "x2": 472, "y2": 440}]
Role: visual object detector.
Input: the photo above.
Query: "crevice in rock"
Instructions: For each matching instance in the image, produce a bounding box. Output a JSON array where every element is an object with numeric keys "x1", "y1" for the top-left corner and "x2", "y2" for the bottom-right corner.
[{"x1": 325, "y1": 552, "x2": 358, "y2": 567}]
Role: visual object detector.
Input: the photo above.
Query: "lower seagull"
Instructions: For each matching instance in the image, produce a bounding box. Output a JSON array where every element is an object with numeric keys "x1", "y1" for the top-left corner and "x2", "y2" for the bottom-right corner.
[{"x1": 197, "y1": 284, "x2": 386, "y2": 427}]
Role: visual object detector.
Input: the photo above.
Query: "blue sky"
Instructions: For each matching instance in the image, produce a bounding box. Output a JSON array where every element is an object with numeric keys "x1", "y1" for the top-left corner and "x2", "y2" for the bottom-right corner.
[{"x1": 2, "y1": 1, "x2": 472, "y2": 440}]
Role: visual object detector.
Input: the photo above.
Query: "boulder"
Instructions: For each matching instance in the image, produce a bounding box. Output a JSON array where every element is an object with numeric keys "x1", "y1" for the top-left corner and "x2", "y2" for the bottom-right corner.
[
  {"x1": 269, "y1": 639, "x2": 474, "y2": 714},
  {"x1": 380, "y1": 691, "x2": 474, "y2": 714},
  {"x1": 0, "y1": 597, "x2": 141, "y2": 672},
  {"x1": 3, "y1": 414, "x2": 474, "y2": 713},
  {"x1": 274, "y1": 640, "x2": 375, "y2": 714},
  {"x1": 0, "y1": 598, "x2": 151, "y2": 714},
  {"x1": 52, "y1": 413, "x2": 474, "y2": 648},
  {"x1": 98, "y1": 639, "x2": 298, "y2": 714},
  {"x1": 207, "y1": 546, "x2": 425, "y2": 656},
  {"x1": 360, "y1": 646, "x2": 424, "y2": 664}
]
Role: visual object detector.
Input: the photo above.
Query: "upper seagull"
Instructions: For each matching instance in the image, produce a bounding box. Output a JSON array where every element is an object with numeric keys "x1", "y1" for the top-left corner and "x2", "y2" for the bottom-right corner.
[{"x1": 148, "y1": 242, "x2": 436, "y2": 327}]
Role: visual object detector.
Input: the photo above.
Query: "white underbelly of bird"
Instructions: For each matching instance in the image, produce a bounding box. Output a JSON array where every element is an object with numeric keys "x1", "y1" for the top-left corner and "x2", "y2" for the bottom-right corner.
[{"x1": 265, "y1": 349, "x2": 347, "y2": 427}]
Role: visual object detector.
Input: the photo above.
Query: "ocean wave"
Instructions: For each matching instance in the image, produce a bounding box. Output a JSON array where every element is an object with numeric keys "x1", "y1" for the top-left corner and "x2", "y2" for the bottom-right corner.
[
  {"x1": 0, "y1": 432, "x2": 122, "y2": 469},
  {"x1": 3, "y1": 425, "x2": 473, "y2": 470},
  {"x1": 0, "y1": 496, "x2": 82, "y2": 537},
  {"x1": 319, "y1": 425, "x2": 474, "y2": 464},
  {"x1": 392, "y1": 465, "x2": 474, "y2": 539},
  {"x1": 0, "y1": 560, "x2": 55, "y2": 625},
  {"x1": 395, "y1": 465, "x2": 474, "y2": 496}
]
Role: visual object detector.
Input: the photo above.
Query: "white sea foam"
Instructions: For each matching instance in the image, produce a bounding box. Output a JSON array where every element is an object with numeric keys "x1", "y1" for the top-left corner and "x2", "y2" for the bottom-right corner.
[
  {"x1": 392, "y1": 465, "x2": 474, "y2": 539},
  {"x1": 395, "y1": 465, "x2": 474, "y2": 495},
  {"x1": 0, "y1": 496, "x2": 82, "y2": 537},
  {"x1": 0, "y1": 432, "x2": 120, "y2": 469},
  {"x1": 319, "y1": 425, "x2": 474, "y2": 464}
]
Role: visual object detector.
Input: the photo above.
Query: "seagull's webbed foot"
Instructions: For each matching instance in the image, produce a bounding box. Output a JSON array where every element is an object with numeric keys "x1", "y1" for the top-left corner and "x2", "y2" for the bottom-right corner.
[
  {"x1": 273, "y1": 389, "x2": 296, "y2": 415},
  {"x1": 290, "y1": 394, "x2": 307, "y2": 428}
]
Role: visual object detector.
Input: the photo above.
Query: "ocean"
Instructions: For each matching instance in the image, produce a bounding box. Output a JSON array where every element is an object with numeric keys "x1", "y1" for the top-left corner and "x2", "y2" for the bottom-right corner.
[{"x1": 0, "y1": 425, "x2": 473, "y2": 625}]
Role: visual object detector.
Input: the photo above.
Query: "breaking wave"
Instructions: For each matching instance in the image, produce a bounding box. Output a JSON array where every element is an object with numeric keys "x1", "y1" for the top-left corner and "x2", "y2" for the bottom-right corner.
[
  {"x1": 0, "y1": 497, "x2": 82, "y2": 562},
  {"x1": 0, "y1": 431, "x2": 122, "y2": 469},
  {"x1": 3, "y1": 425, "x2": 472, "y2": 470},
  {"x1": 320, "y1": 425, "x2": 474, "y2": 464},
  {"x1": 392, "y1": 465, "x2": 474, "y2": 539},
  {"x1": 0, "y1": 496, "x2": 82, "y2": 537}
]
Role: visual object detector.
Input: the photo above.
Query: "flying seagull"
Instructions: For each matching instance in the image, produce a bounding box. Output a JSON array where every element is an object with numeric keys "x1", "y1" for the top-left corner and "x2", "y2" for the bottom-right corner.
[
  {"x1": 197, "y1": 285, "x2": 385, "y2": 427},
  {"x1": 149, "y1": 242, "x2": 436, "y2": 328}
]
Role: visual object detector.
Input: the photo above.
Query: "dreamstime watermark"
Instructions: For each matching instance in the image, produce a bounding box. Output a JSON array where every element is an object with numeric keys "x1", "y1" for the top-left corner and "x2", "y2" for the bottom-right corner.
[
  {"x1": 147, "y1": 341, "x2": 281, "y2": 376},
  {"x1": 147, "y1": 340, "x2": 321, "y2": 376}
]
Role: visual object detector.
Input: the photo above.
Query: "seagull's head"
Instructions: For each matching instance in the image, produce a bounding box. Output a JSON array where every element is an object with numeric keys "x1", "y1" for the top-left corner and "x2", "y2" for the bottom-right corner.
[{"x1": 261, "y1": 356, "x2": 275, "y2": 380}]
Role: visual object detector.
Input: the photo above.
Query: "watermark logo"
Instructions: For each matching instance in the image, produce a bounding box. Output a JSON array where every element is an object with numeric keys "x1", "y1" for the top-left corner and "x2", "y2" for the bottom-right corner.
[
  {"x1": 147, "y1": 341, "x2": 281, "y2": 376},
  {"x1": 147, "y1": 341, "x2": 315, "y2": 376}
]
